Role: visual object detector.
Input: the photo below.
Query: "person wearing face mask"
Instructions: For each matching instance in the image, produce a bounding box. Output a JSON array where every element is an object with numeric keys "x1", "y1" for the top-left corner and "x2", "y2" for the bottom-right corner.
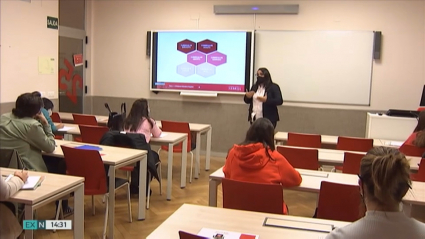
[
  {"x1": 41, "y1": 97, "x2": 64, "y2": 131},
  {"x1": 244, "y1": 67, "x2": 283, "y2": 128}
]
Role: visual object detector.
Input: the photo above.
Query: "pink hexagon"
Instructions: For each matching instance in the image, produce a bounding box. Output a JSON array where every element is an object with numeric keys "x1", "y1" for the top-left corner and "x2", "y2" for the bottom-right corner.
[
  {"x1": 187, "y1": 51, "x2": 206, "y2": 66},
  {"x1": 197, "y1": 39, "x2": 217, "y2": 54},
  {"x1": 207, "y1": 52, "x2": 227, "y2": 66},
  {"x1": 177, "y1": 39, "x2": 196, "y2": 54}
]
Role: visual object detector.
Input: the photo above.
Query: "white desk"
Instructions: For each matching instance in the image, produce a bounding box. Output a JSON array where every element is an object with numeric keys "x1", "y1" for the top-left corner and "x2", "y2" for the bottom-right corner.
[
  {"x1": 156, "y1": 121, "x2": 212, "y2": 177},
  {"x1": 366, "y1": 113, "x2": 417, "y2": 141},
  {"x1": 150, "y1": 132, "x2": 189, "y2": 200},
  {"x1": 208, "y1": 167, "x2": 425, "y2": 217},
  {"x1": 45, "y1": 139, "x2": 147, "y2": 239},
  {"x1": 147, "y1": 204, "x2": 350, "y2": 239},
  {"x1": 274, "y1": 131, "x2": 386, "y2": 148},
  {"x1": 1, "y1": 168, "x2": 84, "y2": 239},
  {"x1": 275, "y1": 145, "x2": 420, "y2": 171},
  {"x1": 56, "y1": 124, "x2": 189, "y2": 201}
]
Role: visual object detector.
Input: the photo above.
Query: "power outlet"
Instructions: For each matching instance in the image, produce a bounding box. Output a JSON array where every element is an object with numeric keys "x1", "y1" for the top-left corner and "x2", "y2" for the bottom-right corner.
[
  {"x1": 40, "y1": 91, "x2": 46, "y2": 97},
  {"x1": 47, "y1": 91, "x2": 55, "y2": 97}
]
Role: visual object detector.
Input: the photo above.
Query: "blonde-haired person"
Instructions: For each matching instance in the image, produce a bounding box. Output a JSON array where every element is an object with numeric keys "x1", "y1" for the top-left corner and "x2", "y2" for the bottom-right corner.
[
  {"x1": 326, "y1": 147, "x2": 425, "y2": 239},
  {"x1": 0, "y1": 169, "x2": 28, "y2": 239}
]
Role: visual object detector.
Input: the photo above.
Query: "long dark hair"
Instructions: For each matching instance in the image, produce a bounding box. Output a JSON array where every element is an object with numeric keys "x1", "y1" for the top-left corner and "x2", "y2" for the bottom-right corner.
[
  {"x1": 256, "y1": 67, "x2": 273, "y2": 89},
  {"x1": 240, "y1": 118, "x2": 276, "y2": 159},
  {"x1": 123, "y1": 99, "x2": 153, "y2": 132}
]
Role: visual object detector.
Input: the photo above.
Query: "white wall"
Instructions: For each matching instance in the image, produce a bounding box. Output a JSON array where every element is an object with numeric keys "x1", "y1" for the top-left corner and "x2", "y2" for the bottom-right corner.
[
  {"x1": 89, "y1": 0, "x2": 425, "y2": 110},
  {"x1": 0, "y1": 0, "x2": 58, "y2": 103}
]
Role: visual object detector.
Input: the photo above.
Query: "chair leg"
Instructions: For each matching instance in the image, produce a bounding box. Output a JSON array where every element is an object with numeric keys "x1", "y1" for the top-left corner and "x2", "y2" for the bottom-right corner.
[
  {"x1": 158, "y1": 162, "x2": 162, "y2": 196},
  {"x1": 53, "y1": 200, "x2": 62, "y2": 233},
  {"x1": 127, "y1": 171, "x2": 131, "y2": 182},
  {"x1": 147, "y1": 171, "x2": 151, "y2": 209},
  {"x1": 126, "y1": 183, "x2": 133, "y2": 222},
  {"x1": 103, "y1": 195, "x2": 109, "y2": 239},
  {"x1": 189, "y1": 152, "x2": 194, "y2": 183},
  {"x1": 92, "y1": 195, "x2": 95, "y2": 216}
]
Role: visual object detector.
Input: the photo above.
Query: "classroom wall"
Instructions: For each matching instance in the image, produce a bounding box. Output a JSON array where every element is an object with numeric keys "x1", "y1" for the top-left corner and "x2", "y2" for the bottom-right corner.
[
  {"x1": 86, "y1": 0, "x2": 424, "y2": 153},
  {"x1": 0, "y1": 0, "x2": 59, "y2": 108}
]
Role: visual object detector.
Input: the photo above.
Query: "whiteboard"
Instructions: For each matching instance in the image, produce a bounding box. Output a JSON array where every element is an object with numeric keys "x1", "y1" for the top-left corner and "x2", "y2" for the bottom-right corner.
[{"x1": 254, "y1": 31, "x2": 374, "y2": 105}]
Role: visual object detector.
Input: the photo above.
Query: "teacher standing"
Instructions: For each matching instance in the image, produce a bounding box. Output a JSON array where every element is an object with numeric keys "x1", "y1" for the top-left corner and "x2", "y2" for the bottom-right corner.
[{"x1": 244, "y1": 67, "x2": 283, "y2": 128}]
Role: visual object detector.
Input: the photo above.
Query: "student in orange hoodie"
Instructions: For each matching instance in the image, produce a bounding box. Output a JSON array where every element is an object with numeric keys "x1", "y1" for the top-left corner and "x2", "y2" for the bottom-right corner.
[{"x1": 223, "y1": 118, "x2": 302, "y2": 214}]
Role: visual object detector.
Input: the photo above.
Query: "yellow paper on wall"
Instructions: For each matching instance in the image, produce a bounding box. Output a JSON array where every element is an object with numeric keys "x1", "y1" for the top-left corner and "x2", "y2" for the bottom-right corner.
[{"x1": 38, "y1": 57, "x2": 55, "y2": 74}]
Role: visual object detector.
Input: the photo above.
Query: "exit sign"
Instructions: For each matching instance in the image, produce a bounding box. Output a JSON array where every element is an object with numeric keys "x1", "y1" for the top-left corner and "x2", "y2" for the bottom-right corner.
[{"x1": 47, "y1": 16, "x2": 58, "y2": 30}]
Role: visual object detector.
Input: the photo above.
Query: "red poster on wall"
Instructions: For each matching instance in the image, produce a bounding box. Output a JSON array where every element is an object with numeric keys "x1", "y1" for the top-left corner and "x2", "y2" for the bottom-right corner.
[{"x1": 73, "y1": 54, "x2": 83, "y2": 67}]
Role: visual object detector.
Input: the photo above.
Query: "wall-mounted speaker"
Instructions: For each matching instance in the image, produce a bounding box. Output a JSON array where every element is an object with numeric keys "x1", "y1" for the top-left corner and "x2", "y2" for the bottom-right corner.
[
  {"x1": 146, "y1": 31, "x2": 151, "y2": 56},
  {"x1": 373, "y1": 31, "x2": 382, "y2": 60},
  {"x1": 214, "y1": 5, "x2": 299, "y2": 14}
]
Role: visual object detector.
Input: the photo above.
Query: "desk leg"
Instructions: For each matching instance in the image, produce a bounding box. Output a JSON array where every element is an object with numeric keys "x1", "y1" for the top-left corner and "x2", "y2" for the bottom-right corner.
[
  {"x1": 108, "y1": 166, "x2": 116, "y2": 239},
  {"x1": 208, "y1": 179, "x2": 218, "y2": 207},
  {"x1": 167, "y1": 143, "x2": 174, "y2": 200},
  {"x1": 24, "y1": 205, "x2": 34, "y2": 239},
  {"x1": 138, "y1": 156, "x2": 147, "y2": 220},
  {"x1": 74, "y1": 183, "x2": 84, "y2": 239},
  {"x1": 205, "y1": 128, "x2": 212, "y2": 171},
  {"x1": 194, "y1": 132, "x2": 201, "y2": 179},
  {"x1": 181, "y1": 138, "x2": 187, "y2": 188}
]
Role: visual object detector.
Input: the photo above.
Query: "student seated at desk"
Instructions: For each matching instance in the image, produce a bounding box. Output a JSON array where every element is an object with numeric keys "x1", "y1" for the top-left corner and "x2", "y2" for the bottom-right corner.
[
  {"x1": 0, "y1": 169, "x2": 28, "y2": 239},
  {"x1": 326, "y1": 147, "x2": 425, "y2": 239},
  {"x1": 223, "y1": 118, "x2": 302, "y2": 214},
  {"x1": 400, "y1": 111, "x2": 425, "y2": 152},
  {"x1": 31, "y1": 92, "x2": 64, "y2": 132}
]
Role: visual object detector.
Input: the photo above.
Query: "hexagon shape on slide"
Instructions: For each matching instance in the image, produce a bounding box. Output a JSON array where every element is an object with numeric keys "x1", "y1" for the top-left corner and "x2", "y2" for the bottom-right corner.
[
  {"x1": 207, "y1": 52, "x2": 227, "y2": 66},
  {"x1": 176, "y1": 62, "x2": 195, "y2": 77},
  {"x1": 196, "y1": 63, "x2": 216, "y2": 78},
  {"x1": 177, "y1": 39, "x2": 196, "y2": 54},
  {"x1": 197, "y1": 39, "x2": 217, "y2": 54},
  {"x1": 187, "y1": 51, "x2": 206, "y2": 66}
]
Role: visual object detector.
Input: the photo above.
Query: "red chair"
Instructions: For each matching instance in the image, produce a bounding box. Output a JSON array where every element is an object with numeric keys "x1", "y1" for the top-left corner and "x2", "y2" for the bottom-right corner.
[
  {"x1": 222, "y1": 178, "x2": 285, "y2": 214},
  {"x1": 158, "y1": 120, "x2": 194, "y2": 182},
  {"x1": 58, "y1": 146, "x2": 132, "y2": 238},
  {"x1": 79, "y1": 125, "x2": 109, "y2": 144},
  {"x1": 411, "y1": 159, "x2": 425, "y2": 182},
  {"x1": 417, "y1": 107, "x2": 425, "y2": 112},
  {"x1": 333, "y1": 152, "x2": 365, "y2": 174},
  {"x1": 400, "y1": 144, "x2": 425, "y2": 157},
  {"x1": 179, "y1": 231, "x2": 208, "y2": 239},
  {"x1": 72, "y1": 113, "x2": 98, "y2": 126},
  {"x1": 51, "y1": 112, "x2": 62, "y2": 123},
  {"x1": 287, "y1": 132, "x2": 322, "y2": 148},
  {"x1": 337, "y1": 136, "x2": 373, "y2": 152},
  {"x1": 276, "y1": 146, "x2": 320, "y2": 170},
  {"x1": 316, "y1": 181, "x2": 362, "y2": 222}
]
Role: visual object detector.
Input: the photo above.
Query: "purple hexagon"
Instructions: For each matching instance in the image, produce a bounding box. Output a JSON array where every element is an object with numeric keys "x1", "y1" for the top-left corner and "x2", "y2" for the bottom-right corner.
[
  {"x1": 176, "y1": 62, "x2": 195, "y2": 77},
  {"x1": 187, "y1": 51, "x2": 206, "y2": 66},
  {"x1": 196, "y1": 63, "x2": 216, "y2": 78},
  {"x1": 197, "y1": 39, "x2": 217, "y2": 54},
  {"x1": 177, "y1": 39, "x2": 196, "y2": 54},
  {"x1": 207, "y1": 52, "x2": 227, "y2": 66}
]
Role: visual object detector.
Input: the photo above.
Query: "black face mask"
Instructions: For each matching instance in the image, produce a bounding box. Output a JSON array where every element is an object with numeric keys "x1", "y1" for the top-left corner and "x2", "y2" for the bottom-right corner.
[{"x1": 257, "y1": 76, "x2": 266, "y2": 85}]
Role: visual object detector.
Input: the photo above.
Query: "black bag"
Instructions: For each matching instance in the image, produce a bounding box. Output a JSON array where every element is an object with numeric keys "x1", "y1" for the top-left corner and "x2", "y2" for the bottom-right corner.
[{"x1": 105, "y1": 103, "x2": 126, "y2": 130}]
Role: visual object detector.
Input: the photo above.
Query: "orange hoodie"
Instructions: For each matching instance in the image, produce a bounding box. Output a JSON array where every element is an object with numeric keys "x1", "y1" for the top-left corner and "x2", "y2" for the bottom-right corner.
[{"x1": 223, "y1": 143, "x2": 302, "y2": 214}]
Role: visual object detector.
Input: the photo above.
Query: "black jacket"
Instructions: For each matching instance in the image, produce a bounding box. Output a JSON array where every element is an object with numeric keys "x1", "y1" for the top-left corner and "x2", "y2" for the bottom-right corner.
[{"x1": 244, "y1": 82, "x2": 283, "y2": 123}]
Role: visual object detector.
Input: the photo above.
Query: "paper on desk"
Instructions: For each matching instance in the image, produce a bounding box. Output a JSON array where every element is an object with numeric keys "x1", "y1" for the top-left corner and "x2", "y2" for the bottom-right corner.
[
  {"x1": 389, "y1": 141, "x2": 403, "y2": 147},
  {"x1": 264, "y1": 217, "x2": 334, "y2": 233},
  {"x1": 150, "y1": 133, "x2": 168, "y2": 138},
  {"x1": 57, "y1": 126, "x2": 75, "y2": 132},
  {"x1": 198, "y1": 228, "x2": 259, "y2": 239}
]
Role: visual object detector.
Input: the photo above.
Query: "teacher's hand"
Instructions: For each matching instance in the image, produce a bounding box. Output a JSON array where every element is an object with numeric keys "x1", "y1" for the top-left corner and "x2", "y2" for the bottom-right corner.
[
  {"x1": 257, "y1": 95, "x2": 267, "y2": 102},
  {"x1": 245, "y1": 91, "x2": 255, "y2": 98}
]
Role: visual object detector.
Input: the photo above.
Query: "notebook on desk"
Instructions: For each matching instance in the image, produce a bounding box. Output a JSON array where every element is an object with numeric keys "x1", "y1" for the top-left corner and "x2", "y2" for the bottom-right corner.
[
  {"x1": 5, "y1": 175, "x2": 45, "y2": 190},
  {"x1": 198, "y1": 228, "x2": 259, "y2": 239}
]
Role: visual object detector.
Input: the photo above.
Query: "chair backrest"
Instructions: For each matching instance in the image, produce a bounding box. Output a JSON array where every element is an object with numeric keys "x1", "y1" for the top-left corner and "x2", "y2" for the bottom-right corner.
[
  {"x1": 411, "y1": 159, "x2": 425, "y2": 182},
  {"x1": 317, "y1": 181, "x2": 362, "y2": 222},
  {"x1": 287, "y1": 132, "x2": 322, "y2": 148},
  {"x1": 178, "y1": 231, "x2": 208, "y2": 239},
  {"x1": 337, "y1": 136, "x2": 373, "y2": 152},
  {"x1": 0, "y1": 148, "x2": 24, "y2": 169},
  {"x1": 79, "y1": 125, "x2": 109, "y2": 144},
  {"x1": 160, "y1": 120, "x2": 192, "y2": 152},
  {"x1": 342, "y1": 152, "x2": 365, "y2": 175},
  {"x1": 51, "y1": 112, "x2": 62, "y2": 123},
  {"x1": 276, "y1": 146, "x2": 319, "y2": 170},
  {"x1": 417, "y1": 107, "x2": 425, "y2": 112},
  {"x1": 399, "y1": 144, "x2": 425, "y2": 157},
  {"x1": 61, "y1": 146, "x2": 107, "y2": 195},
  {"x1": 72, "y1": 113, "x2": 98, "y2": 126},
  {"x1": 222, "y1": 178, "x2": 284, "y2": 214}
]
